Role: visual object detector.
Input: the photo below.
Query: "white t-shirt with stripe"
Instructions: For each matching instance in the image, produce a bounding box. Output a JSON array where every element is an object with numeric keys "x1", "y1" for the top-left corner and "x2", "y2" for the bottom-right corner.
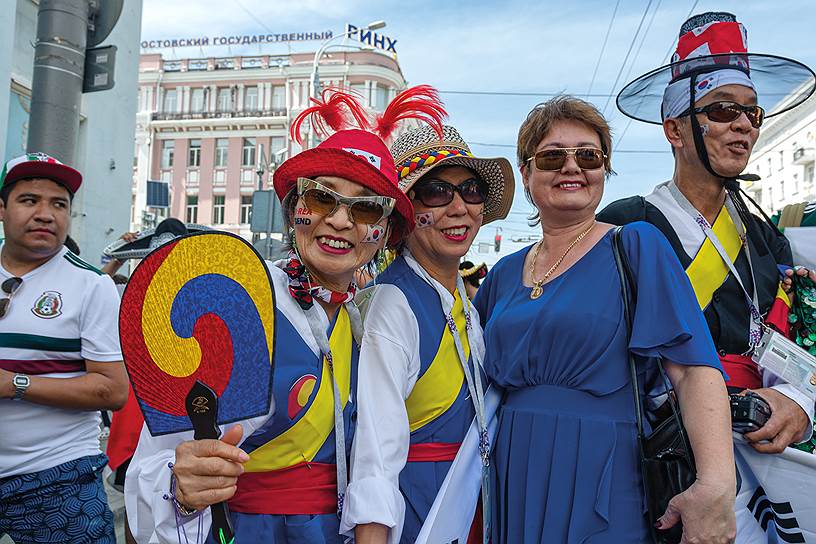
[{"x1": 0, "y1": 242, "x2": 122, "y2": 477}]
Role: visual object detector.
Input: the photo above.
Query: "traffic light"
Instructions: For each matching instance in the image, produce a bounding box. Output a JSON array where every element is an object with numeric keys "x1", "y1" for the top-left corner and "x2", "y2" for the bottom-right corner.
[{"x1": 494, "y1": 233, "x2": 502, "y2": 252}]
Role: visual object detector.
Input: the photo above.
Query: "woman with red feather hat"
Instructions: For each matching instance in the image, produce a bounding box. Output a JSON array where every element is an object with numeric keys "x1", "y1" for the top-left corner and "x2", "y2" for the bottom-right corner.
[{"x1": 125, "y1": 86, "x2": 447, "y2": 544}]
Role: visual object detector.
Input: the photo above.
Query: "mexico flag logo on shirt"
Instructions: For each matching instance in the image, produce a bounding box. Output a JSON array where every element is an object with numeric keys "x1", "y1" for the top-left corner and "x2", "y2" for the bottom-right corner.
[{"x1": 32, "y1": 291, "x2": 63, "y2": 319}]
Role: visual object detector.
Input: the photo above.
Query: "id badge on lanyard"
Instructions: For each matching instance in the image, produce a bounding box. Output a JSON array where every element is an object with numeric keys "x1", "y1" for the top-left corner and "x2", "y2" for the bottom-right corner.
[
  {"x1": 752, "y1": 327, "x2": 816, "y2": 400},
  {"x1": 668, "y1": 182, "x2": 764, "y2": 353}
]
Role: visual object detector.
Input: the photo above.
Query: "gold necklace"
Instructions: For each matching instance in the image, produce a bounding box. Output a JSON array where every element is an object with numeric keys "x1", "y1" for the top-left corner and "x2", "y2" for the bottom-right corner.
[{"x1": 529, "y1": 223, "x2": 595, "y2": 299}]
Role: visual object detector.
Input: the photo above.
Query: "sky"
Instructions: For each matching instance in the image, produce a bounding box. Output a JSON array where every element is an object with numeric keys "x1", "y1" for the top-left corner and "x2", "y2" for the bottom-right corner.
[{"x1": 140, "y1": 0, "x2": 816, "y2": 265}]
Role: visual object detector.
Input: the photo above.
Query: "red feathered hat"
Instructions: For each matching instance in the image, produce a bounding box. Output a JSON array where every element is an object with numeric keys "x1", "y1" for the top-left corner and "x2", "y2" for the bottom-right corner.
[{"x1": 274, "y1": 85, "x2": 446, "y2": 245}]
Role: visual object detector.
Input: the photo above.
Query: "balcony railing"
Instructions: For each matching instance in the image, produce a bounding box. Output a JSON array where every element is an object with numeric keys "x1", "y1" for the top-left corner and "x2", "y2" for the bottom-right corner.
[
  {"x1": 151, "y1": 108, "x2": 287, "y2": 121},
  {"x1": 188, "y1": 59, "x2": 208, "y2": 71}
]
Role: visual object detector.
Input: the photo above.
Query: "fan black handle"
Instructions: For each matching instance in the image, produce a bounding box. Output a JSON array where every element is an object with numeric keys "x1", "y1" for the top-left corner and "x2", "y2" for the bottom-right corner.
[{"x1": 185, "y1": 381, "x2": 236, "y2": 544}]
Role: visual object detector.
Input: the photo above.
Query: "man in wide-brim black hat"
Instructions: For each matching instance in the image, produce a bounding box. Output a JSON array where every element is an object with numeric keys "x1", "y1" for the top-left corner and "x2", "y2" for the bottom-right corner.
[{"x1": 600, "y1": 12, "x2": 816, "y2": 455}]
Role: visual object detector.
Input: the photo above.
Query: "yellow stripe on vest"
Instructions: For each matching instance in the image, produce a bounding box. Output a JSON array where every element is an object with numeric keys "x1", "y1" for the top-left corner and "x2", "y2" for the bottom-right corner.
[
  {"x1": 405, "y1": 291, "x2": 469, "y2": 433},
  {"x1": 243, "y1": 307, "x2": 353, "y2": 472},
  {"x1": 686, "y1": 207, "x2": 744, "y2": 310}
]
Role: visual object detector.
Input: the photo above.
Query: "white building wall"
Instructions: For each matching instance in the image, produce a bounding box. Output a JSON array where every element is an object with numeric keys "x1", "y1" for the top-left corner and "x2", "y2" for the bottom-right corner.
[
  {"x1": 746, "y1": 94, "x2": 816, "y2": 213},
  {"x1": 1, "y1": 0, "x2": 144, "y2": 263},
  {"x1": 71, "y1": 0, "x2": 144, "y2": 264}
]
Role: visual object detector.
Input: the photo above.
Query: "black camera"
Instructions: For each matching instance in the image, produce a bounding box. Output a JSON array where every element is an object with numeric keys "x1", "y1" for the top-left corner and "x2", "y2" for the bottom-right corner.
[{"x1": 730, "y1": 391, "x2": 772, "y2": 433}]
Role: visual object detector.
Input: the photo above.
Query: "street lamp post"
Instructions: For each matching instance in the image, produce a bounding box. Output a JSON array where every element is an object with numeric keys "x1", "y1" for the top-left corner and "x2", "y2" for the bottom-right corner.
[{"x1": 308, "y1": 20, "x2": 386, "y2": 148}]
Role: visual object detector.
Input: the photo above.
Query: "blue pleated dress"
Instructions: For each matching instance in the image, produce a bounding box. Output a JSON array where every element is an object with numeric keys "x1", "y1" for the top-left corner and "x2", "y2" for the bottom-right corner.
[{"x1": 474, "y1": 223, "x2": 723, "y2": 544}]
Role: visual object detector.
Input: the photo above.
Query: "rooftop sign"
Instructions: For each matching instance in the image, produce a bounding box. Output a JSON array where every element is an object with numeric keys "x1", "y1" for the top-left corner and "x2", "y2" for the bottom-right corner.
[{"x1": 141, "y1": 31, "x2": 333, "y2": 50}]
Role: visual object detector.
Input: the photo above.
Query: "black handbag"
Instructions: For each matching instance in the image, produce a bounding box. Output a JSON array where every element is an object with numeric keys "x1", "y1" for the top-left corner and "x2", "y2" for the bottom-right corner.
[{"x1": 611, "y1": 226, "x2": 697, "y2": 544}]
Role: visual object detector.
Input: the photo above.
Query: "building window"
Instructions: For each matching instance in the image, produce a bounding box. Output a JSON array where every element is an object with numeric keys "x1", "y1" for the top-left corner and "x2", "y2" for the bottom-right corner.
[
  {"x1": 217, "y1": 87, "x2": 232, "y2": 112},
  {"x1": 778, "y1": 150, "x2": 784, "y2": 170},
  {"x1": 215, "y1": 138, "x2": 229, "y2": 168},
  {"x1": 271, "y1": 85, "x2": 285, "y2": 109},
  {"x1": 186, "y1": 195, "x2": 198, "y2": 223},
  {"x1": 244, "y1": 87, "x2": 259, "y2": 111},
  {"x1": 163, "y1": 89, "x2": 177, "y2": 112},
  {"x1": 160, "y1": 140, "x2": 174, "y2": 168},
  {"x1": 271, "y1": 136, "x2": 286, "y2": 154},
  {"x1": 213, "y1": 195, "x2": 225, "y2": 224},
  {"x1": 805, "y1": 163, "x2": 815, "y2": 185},
  {"x1": 350, "y1": 83, "x2": 367, "y2": 105},
  {"x1": 242, "y1": 138, "x2": 256, "y2": 167},
  {"x1": 191, "y1": 88, "x2": 205, "y2": 113},
  {"x1": 373, "y1": 84, "x2": 389, "y2": 111},
  {"x1": 240, "y1": 195, "x2": 252, "y2": 224},
  {"x1": 792, "y1": 173, "x2": 799, "y2": 195},
  {"x1": 188, "y1": 139, "x2": 201, "y2": 167}
]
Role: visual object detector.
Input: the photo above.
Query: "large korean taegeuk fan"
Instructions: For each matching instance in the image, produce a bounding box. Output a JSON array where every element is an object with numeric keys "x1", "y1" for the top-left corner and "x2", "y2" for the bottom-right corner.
[{"x1": 119, "y1": 231, "x2": 276, "y2": 544}]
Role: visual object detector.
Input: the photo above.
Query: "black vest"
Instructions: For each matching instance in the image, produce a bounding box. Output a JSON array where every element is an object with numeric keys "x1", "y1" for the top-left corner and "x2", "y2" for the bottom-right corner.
[{"x1": 597, "y1": 196, "x2": 793, "y2": 356}]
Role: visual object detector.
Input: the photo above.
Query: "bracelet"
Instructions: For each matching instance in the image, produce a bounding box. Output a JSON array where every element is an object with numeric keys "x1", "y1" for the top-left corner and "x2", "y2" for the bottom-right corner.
[{"x1": 168, "y1": 463, "x2": 199, "y2": 517}]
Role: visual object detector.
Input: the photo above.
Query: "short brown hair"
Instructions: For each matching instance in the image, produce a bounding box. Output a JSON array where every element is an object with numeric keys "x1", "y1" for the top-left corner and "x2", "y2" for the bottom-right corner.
[{"x1": 517, "y1": 95, "x2": 614, "y2": 175}]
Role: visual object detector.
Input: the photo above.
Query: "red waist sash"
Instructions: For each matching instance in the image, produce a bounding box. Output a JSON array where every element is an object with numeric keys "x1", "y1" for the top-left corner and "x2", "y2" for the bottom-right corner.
[
  {"x1": 407, "y1": 442, "x2": 461, "y2": 463},
  {"x1": 720, "y1": 353, "x2": 762, "y2": 390},
  {"x1": 228, "y1": 461, "x2": 337, "y2": 515}
]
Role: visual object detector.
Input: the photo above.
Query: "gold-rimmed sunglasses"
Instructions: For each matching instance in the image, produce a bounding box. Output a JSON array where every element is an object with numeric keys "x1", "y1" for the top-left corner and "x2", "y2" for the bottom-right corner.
[
  {"x1": 296, "y1": 178, "x2": 395, "y2": 225},
  {"x1": 0, "y1": 277, "x2": 23, "y2": 319},
  {"x1": 526, "y1": 147, "x2": 607, "y2": 171}
]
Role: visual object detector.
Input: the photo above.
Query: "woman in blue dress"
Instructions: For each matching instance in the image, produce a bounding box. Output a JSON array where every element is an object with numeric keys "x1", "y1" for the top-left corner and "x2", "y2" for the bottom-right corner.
[{"x1": 474, "y1": 96, "x2": 737, "y2": 543}]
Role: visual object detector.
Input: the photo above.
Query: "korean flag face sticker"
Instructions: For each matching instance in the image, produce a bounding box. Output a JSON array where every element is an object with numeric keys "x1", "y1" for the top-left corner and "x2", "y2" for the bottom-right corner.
[
  {"x1": 415, "y1": 211, "x2": 434, "y2": 228},
  {"x1": 363, "y1": 224, "x2": 385, "y2": 243}
]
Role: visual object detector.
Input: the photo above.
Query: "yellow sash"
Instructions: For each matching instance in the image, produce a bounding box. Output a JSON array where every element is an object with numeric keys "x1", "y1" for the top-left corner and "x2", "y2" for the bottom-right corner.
[
  {"x1": 685, "y1": 206, "x2": 744, "y2": 310},
  {"x1": 405, "y1": 291, "x2": 469, "y2": 433},
  {"x1": 243, "y1": 307, "x2": 353, "y2": 472}
]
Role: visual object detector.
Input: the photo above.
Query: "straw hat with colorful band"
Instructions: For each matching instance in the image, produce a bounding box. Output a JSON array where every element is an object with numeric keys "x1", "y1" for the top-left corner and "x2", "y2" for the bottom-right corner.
[
  {"x1": 274, "y1": 85, "x2": 448, "y2": 246},
  {"x1": 389, "y1": 125, "x2": 515, "y2": 225},
  {"x1": 398, "y1": 149, "x2": 474, "y2": 181},
  {"x1": 616, "y1": 12, "x2": 816, "y2": 125},
  {"x1": 459, "y1": 261, "x2": 488, "y2": 280},
  {"x1": 0, "y1": 152, "x2": 82, "y2": 194}
]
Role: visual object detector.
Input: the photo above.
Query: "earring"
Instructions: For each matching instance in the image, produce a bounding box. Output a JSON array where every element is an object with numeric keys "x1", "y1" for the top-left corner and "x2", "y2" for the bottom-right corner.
[
  {"x1": 524, "y1": 186, "x2": 533, "y2": 205},
  {"x1": 288, "y1": 227, "x2": 297, "y2": 250}
]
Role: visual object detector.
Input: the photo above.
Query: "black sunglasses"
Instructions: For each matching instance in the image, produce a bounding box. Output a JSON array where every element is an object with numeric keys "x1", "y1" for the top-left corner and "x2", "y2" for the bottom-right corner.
[
  {"x1": 686, "y1": 101, "x2": 765, "y2": 129},
  {"x1": 412, "y1": 178, "x2": 488, "y2": 208},
  {"x1": 0, "y1": 277, "x2": 23, "y2": 319}
]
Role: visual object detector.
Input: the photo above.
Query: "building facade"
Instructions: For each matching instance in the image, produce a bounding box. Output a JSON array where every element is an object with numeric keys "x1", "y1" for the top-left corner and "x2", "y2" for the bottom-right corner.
[
  {"x1": 1, "y1": 0, "x2": 144, "y2": 263},
  {"x1": 133, "y1": 49, "x2": 407, "y2": 238},
  {"x1": 745, "y1": 94, "x2": 816, "y2": 213}
]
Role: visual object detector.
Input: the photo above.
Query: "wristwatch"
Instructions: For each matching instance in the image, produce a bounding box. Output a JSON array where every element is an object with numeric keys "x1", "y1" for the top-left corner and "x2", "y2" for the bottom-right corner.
[
  {"x1": 12, "y1": 374, "x2": 30, "y2": 400},
  {"x1": 170, "y1": 473, "x2": 198, "y2": 517}
]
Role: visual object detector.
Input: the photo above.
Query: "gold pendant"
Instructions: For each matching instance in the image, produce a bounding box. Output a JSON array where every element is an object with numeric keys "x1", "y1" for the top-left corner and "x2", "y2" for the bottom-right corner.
[{"x1": 530, "y1": 283, "x2": 543, "y2": 299}]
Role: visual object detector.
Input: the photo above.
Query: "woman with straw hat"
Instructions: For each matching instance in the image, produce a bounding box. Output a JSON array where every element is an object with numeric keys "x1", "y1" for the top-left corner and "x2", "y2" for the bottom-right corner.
[
  {"x1": 342, "y1": 125, "x2": 514, "y2": 544},
  {"x1": 126, "y1": 86, "x2": 446, "y2": 544}
]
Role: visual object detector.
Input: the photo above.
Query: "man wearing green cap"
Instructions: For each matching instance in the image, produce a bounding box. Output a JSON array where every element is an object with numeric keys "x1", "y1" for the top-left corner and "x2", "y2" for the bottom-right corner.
[{"x1": 0, "y1": 153, "x2": 128, "y2": 543}]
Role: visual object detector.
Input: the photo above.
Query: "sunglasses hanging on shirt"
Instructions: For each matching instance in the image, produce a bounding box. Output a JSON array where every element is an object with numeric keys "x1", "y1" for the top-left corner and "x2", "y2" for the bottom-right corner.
[{"x1": 0, "y1": 277, "x2": 23, "y2": 319}]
